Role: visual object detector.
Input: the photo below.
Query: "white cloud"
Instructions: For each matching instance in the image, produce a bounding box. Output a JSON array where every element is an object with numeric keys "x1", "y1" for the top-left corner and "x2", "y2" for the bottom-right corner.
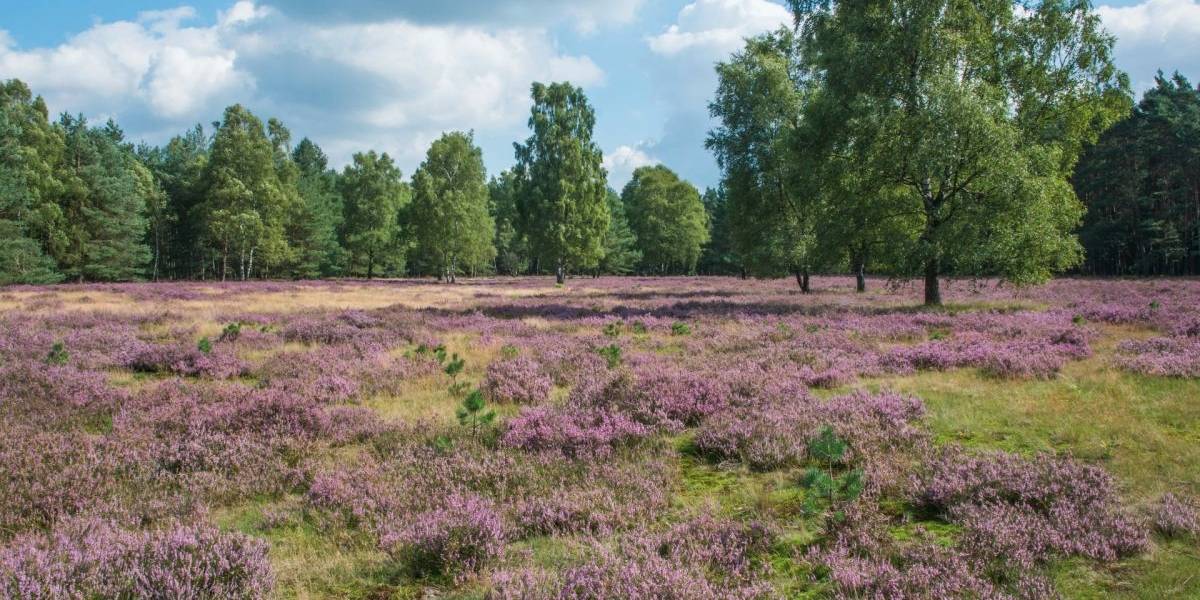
[
  {"x1": 1098, "y1": 0, "x2": 1200, "y2": 89},
  {"x1": 604, "y1": 143, "x2": 660, "y2": 188},
  {"x1": 265, "y1": 0, "x2": 645, "y2": 34},
  {"x1": 647, "y1": 0, "x2": 790, "y2": 57},
  {"x1": 0, "y1": 15, "x2": 250, "y2": 122},
  {"x1": 0, "y1": 1, "x2": 604, "y2": 173}
]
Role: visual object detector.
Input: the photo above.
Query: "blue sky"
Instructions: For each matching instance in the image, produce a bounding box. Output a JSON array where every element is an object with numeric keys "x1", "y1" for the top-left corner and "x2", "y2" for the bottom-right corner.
[{"x1": 3, "y1": 0, "x2": 1198, "y2": 190}]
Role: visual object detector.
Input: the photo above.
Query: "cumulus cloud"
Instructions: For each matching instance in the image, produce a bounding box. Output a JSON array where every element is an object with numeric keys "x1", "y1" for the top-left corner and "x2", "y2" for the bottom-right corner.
[
  {"x1": 0, "y1": 10, "x2": 252, "y2": 124},
  {"x1": 1098, "y1": 0, "x2": 1200, "y2": 89},
  {"x1": 604, "y1": 143, "x2": 660, "y2": 189},
  {"x1": 647, "y1": 0, "x2": 790, "y2": 57},
  {"x1": 0, "y1": 1, "x2": 603, "y2": 172},
  {"x1": 265, "y1": 0, "x2": 645, "y2": 33},
  {"x1": 636, "y1": 0, "x2": 790, "y2": 188}
]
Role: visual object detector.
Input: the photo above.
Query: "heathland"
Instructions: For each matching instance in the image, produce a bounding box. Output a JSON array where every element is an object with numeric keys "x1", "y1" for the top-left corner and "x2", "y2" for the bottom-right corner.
[{"x1": 0, "y1": 276, "x2": 1197, "y2": 598}]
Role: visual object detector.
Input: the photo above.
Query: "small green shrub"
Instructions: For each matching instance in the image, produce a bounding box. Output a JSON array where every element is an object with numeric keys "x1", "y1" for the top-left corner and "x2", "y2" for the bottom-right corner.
[
  {"x1": 197, "y1": 337, "x2": 213, "y2": 354},
  {"x1": 671, "y1": 322, "x2": 692, "y2": 336},
  {"x1": 597, "y1": 344, "x2": 622, "y2": 368},
  {"x1": 456, "y1": 389, "x2": 496, "y2": 437},
  {"x1": 46, "y1": 342, "x2": 69, "y2": 365}
]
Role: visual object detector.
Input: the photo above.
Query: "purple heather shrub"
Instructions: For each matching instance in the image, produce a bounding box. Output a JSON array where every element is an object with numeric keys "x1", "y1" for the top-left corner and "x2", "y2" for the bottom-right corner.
[
  {"x1": 1153, "y1": 493, "x2": 1199, "y2": 537},
  {"x1": 380, "y1": 494, "x2": 506, "y2": 580},
  {"x1": 916, "y1": 448, "x2": 1147, "y2": 562},
  {"x1": 694, "y1": 390, "x2": 925, "y2": 477},
  {"x1": 692, "y1": 397, "x2": 812, "y2": 471},
  {"x1": 572, "y1": 361, "x2": 731, "y2": 431},
  {"x1": 1115, "y1": 337, "x2": 1200, "y2": 377},
  {"x1": 127, "y1": 342, "x2": 249, "y2": 379},
  {"x1": 483, "y1": 356, "x2": 553, "y2": 404},
  {"x1": 490, "y1": 519, "x2": 775, "y2": 600},
  {"x1": 0, "y1": 519, "x2": 274, "y2": 599},
  {"x1": 501, "y1": 405, "x2": 651, "y2": 459}
]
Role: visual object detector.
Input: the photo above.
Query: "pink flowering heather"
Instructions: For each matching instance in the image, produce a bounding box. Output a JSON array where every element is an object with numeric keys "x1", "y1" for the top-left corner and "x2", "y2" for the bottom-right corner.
[
  {"x1": 483, "y1": 356, "x2": 553, "y2": 404},
  {"x1": 915, "y1": 447, "x2": 1147, "y2": 562},
  {"x1": 1154, "y1": 493, "x2": 1199, "y2": 537},
  {"x1": 0, "y1": 519, "x2": 273, "y2": 599},
  {"x1": 380, "y1": 494, "x2": 506, "y2": 580},
  {"x1": 501, "y1": 405, "x2": 651, "y2": 459},
  {"x1": 1115, "y1": 336, "x2": 1200, "y2": 377}
]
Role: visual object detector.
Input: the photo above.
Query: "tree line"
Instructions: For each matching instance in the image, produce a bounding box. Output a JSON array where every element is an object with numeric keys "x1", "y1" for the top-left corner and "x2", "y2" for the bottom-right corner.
[
  {"x1": 1, "y1": 79, "x2": 714, "y2": 285},
  {"x1": 2, "y1": 0, "x2": 1198, "y2": 304}
]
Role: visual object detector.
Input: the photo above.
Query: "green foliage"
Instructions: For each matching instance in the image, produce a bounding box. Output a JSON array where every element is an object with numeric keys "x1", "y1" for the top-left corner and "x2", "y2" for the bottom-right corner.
[
  {"x1": 513, "y1": 82, "x2": 610, "y2": 283},
  {"x1": 488, "y1": 170, "x2": 530, "y2": 275},
  {"x1": 696, "y1": 186, "x2": 741, "y2": 276},
  {"x1": 707, "y1": 30, "x2": 819, "y2": 285},
  {"x1": 777, "y1": 0, "x2": 1130, "y2": 304},
  {"x1": 289, "y1": 138, "x2": 346, "y2": 277},
  {"x1": 455, "y1": 389, "x2": 496, "y2": 438},
  {"x1": 800, "y1": 427, "x2": 864, "y2": 519},
  {"x1": 621, "y1": 165, "x2": 709, "y2": 274},
  {"x1": 599, "y1": 188, "x2": 641, "y2": 275},
  {"x1": 197, "y1": 337, "x2": 212, "y2": 354},
  {"x1": 202, "y1": 105, "x2": 298, "y2": 280},
  {"x1": 409, "y1": 132, "x2": 495, "y2": 280},
  {"x1": 220, "y1": 322, "x2": 242, "y2": 342},
  {"x1": 45, "y1": 341, "x2": 68, "y2": 365},
  {"x1": 602, "y1": 322, "x2": 622, "y2": 338},
  {"x1": 499, "y1": 344, "x2": 519, "y2": 359},
  {"x1": 671, "y1": 322, "x2": 692, "y2": 336},
  {"x1": 338, "y1": 151, "x2": 408, "y2": 278},
  {"x1": 597, "y1": 344, "x2": 622, "y2": 368},
  {"x1": 1075, "y1": 73, "x2": 1200, "y2": 276}
]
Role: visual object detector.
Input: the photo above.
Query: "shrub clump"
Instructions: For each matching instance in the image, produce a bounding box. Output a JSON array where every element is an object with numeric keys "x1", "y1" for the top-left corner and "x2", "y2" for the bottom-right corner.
[
  {"x1": 482, "y1": 356, "x2": 552, "y2": 404},
  {"x1": 0, "y1": 519, "x2": 274, "y2": 599},
  {"x1": 380, "y1": 494, "x2": 506, "y2": 580},
  {"x1": 914, "y1": 447, "x2": 1147, "y2": 563}
]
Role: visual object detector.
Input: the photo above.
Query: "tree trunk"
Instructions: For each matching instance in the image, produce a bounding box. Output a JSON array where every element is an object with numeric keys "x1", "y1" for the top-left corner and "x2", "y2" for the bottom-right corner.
[
  {"x1": 366, "y1": 254, "x2": 374, "y2": 280},
  {"x1": 855, "y1": 260, "x2": 866, "y2": 293},
  {"x1": 924, "y1": 256, "x2": 941, "y2": 306},
  {"x1": 555, "y1": 259, "x2": 565, "y2": 285},
  {"x1": 794, "y1": 269, "x2": 811, "y2": 293}
]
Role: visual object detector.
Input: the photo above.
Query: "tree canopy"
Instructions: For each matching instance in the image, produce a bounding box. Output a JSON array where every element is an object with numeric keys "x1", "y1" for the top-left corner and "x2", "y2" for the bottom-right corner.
[
  {"x1": 781, "y1": 0, "x2": 1131, "y2": 304},
  {"x1": 513, "y1": 82, "x2": 610, "y2": 284},
  {"x1": 409, "y1": 131, "x2": 495, "y2": 281},
  {"x1": 621, "y1": 165, "x2": 709, "y2": 274}
]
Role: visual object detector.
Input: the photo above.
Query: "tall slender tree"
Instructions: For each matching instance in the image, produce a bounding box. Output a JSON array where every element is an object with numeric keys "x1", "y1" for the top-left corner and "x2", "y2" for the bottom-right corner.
[
  {"x1": 201, "y1": 105, "x2": 296, "y2": 280},
  {"x1": 409, "y1": 131, "x2": 495, "y2": 282},
  {"x1": 708, "y1": 29, "x2": 820, "y2": 292},
  {"x1": 488, "y1": 170, "x2": 530, "y2": 275},
  {"x1": 339, "y1": 151, "x2": 408, "y2": 278},
  {"x1": 599, "y1": 188, "x2": 641, "y2": 275},
  {"x1": 513, "y1": 82, "x2": 610, "y2": 284},
  {"x1": 54, "y1": 116, "x2": 151, "y2": 281}
]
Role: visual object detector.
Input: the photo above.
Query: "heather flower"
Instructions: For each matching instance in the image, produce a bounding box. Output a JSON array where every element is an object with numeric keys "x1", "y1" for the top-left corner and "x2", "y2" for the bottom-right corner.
[
  {"x1": 380, "y1": 494, "x2": 506, "y2": 580},
  {"x1": 483, "y1": 356, "x2": 553, "y2": 404},
  {"x1": 1154, "y1": 493, "x2": 1199, "y2": 537},
  {"x1": 0, "y1": 519, "x2": 273, "y2": 599}
]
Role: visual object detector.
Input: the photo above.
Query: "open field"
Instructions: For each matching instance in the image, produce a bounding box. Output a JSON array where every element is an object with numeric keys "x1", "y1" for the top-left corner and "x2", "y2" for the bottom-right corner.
[{"x1": 1, "y1": 276, "x2": 1198, "y2": 599}]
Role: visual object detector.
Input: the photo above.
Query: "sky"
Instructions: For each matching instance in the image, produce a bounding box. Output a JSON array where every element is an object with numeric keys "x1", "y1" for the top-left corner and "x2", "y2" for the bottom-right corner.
[{"x1": 2, "y1": 0, "x2": 1198, "y2": 190}]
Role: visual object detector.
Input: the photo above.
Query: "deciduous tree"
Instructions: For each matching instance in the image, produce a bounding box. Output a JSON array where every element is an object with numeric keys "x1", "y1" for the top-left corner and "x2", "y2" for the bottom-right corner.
[{"x1": 513, "y1": 82, "x2": 609, "y2": 284}]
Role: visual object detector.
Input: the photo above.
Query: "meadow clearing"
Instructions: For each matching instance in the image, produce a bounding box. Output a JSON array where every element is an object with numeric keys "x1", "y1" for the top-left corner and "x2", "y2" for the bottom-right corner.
[{"x1": 1, "y1": 276, "x2": 1198, "y2": 599}]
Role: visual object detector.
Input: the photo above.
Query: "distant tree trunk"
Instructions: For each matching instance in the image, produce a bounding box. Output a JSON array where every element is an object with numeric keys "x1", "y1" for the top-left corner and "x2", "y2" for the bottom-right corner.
[
  {"x1": 794, "y1": 269, "x2": 811, "y2": 293},
  {"x1": 924, "y1": 256, "x2": 941, "y2": 306},
  {"x1": 366, "y1": 253, "x2": 375, "y2": 279},
  {"x1": 555, "y1": 258, "x2": 565, "y2": 285},
  {"x1": 855, "y1": 259, "x2": 866, "y2": 293}
]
